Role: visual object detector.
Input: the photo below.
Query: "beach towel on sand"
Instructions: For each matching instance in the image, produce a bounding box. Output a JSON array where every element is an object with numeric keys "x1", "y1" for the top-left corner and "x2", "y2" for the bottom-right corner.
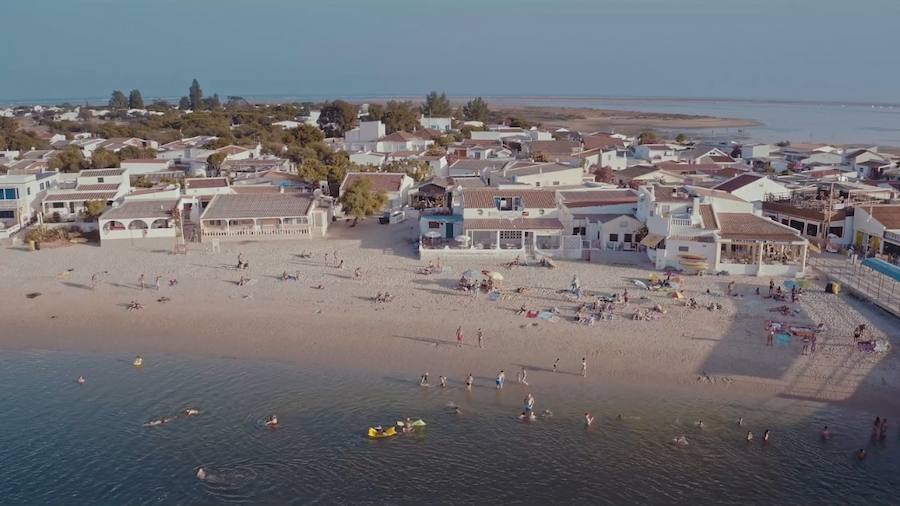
[
  {"x1": 526, "y1": 310, "x2": 539, "y2": 318},
  {"x1": 776, "y1": 333, "x2": 791, "y2": 346},
  {"x1": 538, "y1": 311, "x2": 559, "y2": 322}
]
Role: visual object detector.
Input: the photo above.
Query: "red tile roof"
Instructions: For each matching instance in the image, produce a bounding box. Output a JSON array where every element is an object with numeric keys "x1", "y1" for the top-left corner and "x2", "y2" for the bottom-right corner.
[
  {"x1": 717, "y1": 213, "x2": 803, "y2": 241},
  {"x1": 76, "y1": 183, "x2": 119, "y2": 192},
  {"x1": 185, "y1": 177, "x2": 229, "y2": 190},
  {"x1": 341, "y1": 172, "x2": 406, "y2": 193},
  {"x1": 200, "y1": 193, "x2": 314, "y2": 220},
  {"x1": 464, "y1": 218, "x2": 563, "y2": 230},
  {"x1": 561, "y1": 190, "x2": 638, "y2": 207},
  {"x1": 699, "y1": 204, "x2": 717, "y2": 230},
  {"x1": 44, "y1": 191, "x2": 118, "y2": 202},
  {"x1": 462, "y1": 189, "x2": 557, "y2": 209},
  {"x1": 713, "y1": 174, "x2": 764, "y2": 193}
]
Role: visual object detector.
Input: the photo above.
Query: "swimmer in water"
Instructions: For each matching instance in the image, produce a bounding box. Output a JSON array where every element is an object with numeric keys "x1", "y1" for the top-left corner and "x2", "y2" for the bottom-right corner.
[
  {"x1": 541, "y1": 409, "x2": 553, "y2": 418},
  {"x1": 439, "y1": 375, "x2": 447, "y2": 388},
  {"x1": 763, "y1": 429, "x2": 770, "y2": 443},
  {"x1": 265, "y1": 415, "x2": 279, "y2": 428},
  {"x1": 585, "y1": 412, "x2": 594, "y2": 427},
  {"x1": 133, "y1": 355, "x2": 143, "y2": 367},
  {"x1": 453, "y1": 407, "x2": 461, "y2": 415},
  {"x1": 76, "y1": 375, "x2": 86, "y2": 385},
  {"x1": 696, "y1": 420, "x2": 704, "y2": 429},
  {"x1": 857, "y1": 448, "x2": 867, "y2": 460},
  {"x1": 184, "y1": 408, "x2": 200, "y2": 416},
  {"x1": 144, "y1": 419, "x2": 163, "y2": 427},
  {"x1": 465, "y1": 374, "x2": 473, "y2": 390},
  {"x1": 519, "y1": 411, "x2": 536, "y2": 422},
  {"x1": 196, "y1": 468, "x2": 207, "y2": 480},
  {"x1": 746, "y1": 431, "x2": 753, "y2": 442},
  {"x1": 821, "y1": 426, "x2": 830, "y2": 440},
  {"x1": 419, "y1": 372, "x2": 430, "y2": 387},
  {"x1": 673, "y1": 436, "x2": 689, "y2": 447},
  {"x1": 737, "y1": 417, "x2": 743, "y2": 426}
]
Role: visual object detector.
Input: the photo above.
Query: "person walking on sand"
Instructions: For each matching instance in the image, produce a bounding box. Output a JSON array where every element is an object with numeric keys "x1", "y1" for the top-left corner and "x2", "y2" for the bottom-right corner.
[
  {"x1": 769, "y1": 279, "x2": 775, "y2": 295},
  {"x1": 477, "y1": 328, "x2": 484, "y2": 349},
  {"x1": 138, "y1": 273, "x2": 145, "y2": 290},
  {"x1": 154, "y1": 275, "x2": 162, "y2": 291},
  {"x1": 767, "y1": 329, "x2": 775, "y2": 347},
  {"x1": 623, "y1": 289, "x2": 629, "y2": 304},
  {"x1": 337, "y1": 259, "x2": 344, "y2": 270},
  {"x1": 354, "y1": 267, "x2": 361, "y2": 279},
  {"x1": 727, "y1": 281, "x2": 735, "y2": 296},
  {"x1": 496, "y1": 370, "x2": 505, "y2": 389},
  {"x1": 553, "y1": 358, "x2": 560, "y2": 373},
  {"x1": 581, "y1": 358, "x2": 587, "y2": 377},
  {"x1": 520, "y1": 367, "x2": 528, "y2": 386},
  {"x1": 456, "y1": 326, "x2": 464, "y2": 348},
  {"x1": 90, "y1": 272, "x2": 98, "y2": 290},
  {"x1": 465, "y1": 374, "x2": 473, "y2": 390}
]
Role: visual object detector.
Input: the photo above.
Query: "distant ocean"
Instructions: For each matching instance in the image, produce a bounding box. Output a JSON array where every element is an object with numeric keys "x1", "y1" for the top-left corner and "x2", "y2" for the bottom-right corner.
[
  {"x1": 5, "y1": 94, "x2": 900, "y2": 146},
  {"x1": 2, "y1": 350, "x2": 899, "y2": 505}
]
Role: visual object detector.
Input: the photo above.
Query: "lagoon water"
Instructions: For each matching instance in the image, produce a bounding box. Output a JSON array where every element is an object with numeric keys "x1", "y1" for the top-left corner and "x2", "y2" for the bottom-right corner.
[
  {"x1": 2, "y1": 350, "x2": 898, "y2": 505},
  {"x1": 485, "y1": 96, "x2": 900, "y2": 147}
]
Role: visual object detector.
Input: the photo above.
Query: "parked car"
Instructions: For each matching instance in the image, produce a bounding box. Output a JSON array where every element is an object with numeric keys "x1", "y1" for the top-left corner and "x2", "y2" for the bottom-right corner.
[{"x1": 379, "y1": 210, "x2": 406, "y2": 224}]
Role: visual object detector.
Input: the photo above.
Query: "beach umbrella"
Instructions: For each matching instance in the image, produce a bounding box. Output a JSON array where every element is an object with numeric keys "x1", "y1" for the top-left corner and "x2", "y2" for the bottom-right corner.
[
  {"x1": 483, "y1": 271, "x2": 504, "y2": 281},
  {"x1": 455, "y1": 234, "x2": 470, "y2": 244},
  {"x1": 424, "y1": 231, "x2": 441, "y2": 239}
]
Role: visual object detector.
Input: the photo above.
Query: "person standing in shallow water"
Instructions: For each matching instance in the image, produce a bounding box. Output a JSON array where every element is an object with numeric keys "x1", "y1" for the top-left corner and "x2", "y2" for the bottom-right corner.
[
  {"x1": 477, "y1": 328, "x2": 484, "y2": 349},
  {"x1": 465, "y1": 374, "x2": 473, "y2": 390},
  {"x1": 581, "y1": 358, "x2": 587, "y2": 377},
  {"x1": 456, "y1": 326, "x2": 464, "y2": 348}
]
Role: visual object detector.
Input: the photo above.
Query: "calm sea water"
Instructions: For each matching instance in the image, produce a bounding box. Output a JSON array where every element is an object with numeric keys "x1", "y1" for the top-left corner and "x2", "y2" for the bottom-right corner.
[
  {"x1": 485, "y1": 97, "x2": 900, "y2": 146},
  {"x1": 1, "y1": 350, "x2": 898, "y2": 505}
]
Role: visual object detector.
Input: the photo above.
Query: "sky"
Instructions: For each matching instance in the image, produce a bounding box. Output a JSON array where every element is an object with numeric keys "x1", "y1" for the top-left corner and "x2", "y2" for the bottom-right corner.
[{"x1": 2, "y1": 0, "x2": 899, "y2": 104}]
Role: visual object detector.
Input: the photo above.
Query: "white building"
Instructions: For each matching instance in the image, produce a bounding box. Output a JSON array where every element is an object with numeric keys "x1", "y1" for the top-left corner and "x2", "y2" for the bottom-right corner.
[
  {"x1": 712, "y1": 174, "x2": 790, "y2": 203},
  {"x1": 634, "y1": 144, "x2": 678, "y2": 162},
  {"x1": 42, "y1": 168, "x2": 130, "y2": 221},
  {"x1": 419, "y1": 116, "x2": 452, "y2": 132},
  {"x1": 199, "y1": 193, "x2": 329, "y2": 241},
  {"x1": 120, "y1": 159, "x2": 174, "y2": 176},
  {"x1": 0, "y1": 172, "x2": 59, "y2": 237},
  {"x1": 343, "y1": 121, "x2": 386, "y2": 152},
  {"x1": 483, "y1": 161, "x2": 583, "y2": 188}
]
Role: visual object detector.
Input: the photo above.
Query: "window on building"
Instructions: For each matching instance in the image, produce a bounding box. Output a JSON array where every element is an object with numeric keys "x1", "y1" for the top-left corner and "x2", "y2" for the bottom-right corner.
[
  {"x1": 552, "y1": 181, "x2": 560, "y2": 185},
  {"x1": 428, "y1": 222, "x2": 441, "y2": 229},
  {"x1": 534, "y1": 182, "x2": 541, "y2": 187},
  {"x1": 97, "y1": 177, "x2": 105, "y2": 183},
  {"x1": 573, "y1": 227, "x2": 586, "y2": 236},
  {"x1": 499, "y1": 231, "x2": 522, "y2": 240},
  {"x1": 52, "y1": 202, "x2": 65, "y2": 208},
  {"x1": 624, "y1": 233, "x2": 633, "y2": 243},
  {"x1": 781, "y1": 219, "x2": 789, "y2": 225},
  {"x1": 788, "y1": 219, "x2": 804, "y2": 232},
  {"x1": 0, "y1": 211, "x2": 14, "y2": 219},
  {"x1": 609, "y1": 233, "x2": 619, "y2": 242},
  {"x1": 495, "y1": 196, "x2": 521, "y2": 211},
  {"x1": 26, "y1": 187, "x2": 31, "y2": 195},
  {"x1": 1, "y1": 188, "x2": 17, "y2": 200},
  {"x1": 828, "y1": 226, "x2": 843, "y2": 237},
  {"x1": 678, "y1": 246, "x2": 690, "y2": 252},
  {"x1": 806, "y1": 223, "x2": 819, "y2": 237}
]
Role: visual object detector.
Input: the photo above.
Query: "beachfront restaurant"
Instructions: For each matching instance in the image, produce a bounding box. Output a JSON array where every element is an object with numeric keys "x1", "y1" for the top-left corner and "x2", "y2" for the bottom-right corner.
[
  {"x1": 198, "y1": 193, "x2": 328, "y2": 241},
  {"x1": 714, "y1": 213, "x2": 809, "y2": 276},
  {"x1": 420, "y1": 215, "x2": 581, "y2": 259}
]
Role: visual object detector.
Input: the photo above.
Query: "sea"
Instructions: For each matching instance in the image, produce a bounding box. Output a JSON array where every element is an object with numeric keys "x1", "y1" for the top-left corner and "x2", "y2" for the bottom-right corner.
[
  {"x1": 2, "y1": 350, "x2": 898, "y2": 505},
  {"x1": 480, "y1": 96, "x2": 900, "y2": 147}
]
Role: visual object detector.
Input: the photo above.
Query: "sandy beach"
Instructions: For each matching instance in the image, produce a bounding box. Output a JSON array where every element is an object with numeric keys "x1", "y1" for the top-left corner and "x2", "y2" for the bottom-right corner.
[{"x1": 2, "y1": 220, "x2": 897, "y2": 414}]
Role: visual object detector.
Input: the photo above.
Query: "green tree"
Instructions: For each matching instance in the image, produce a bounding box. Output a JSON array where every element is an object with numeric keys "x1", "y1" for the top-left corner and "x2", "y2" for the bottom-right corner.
[
  {"x1": 384, "y1": 159, "x2": 431, "y2": 182},
  {"x1": 365, "y1": 103, "x2": 384, "y2": 122},
  {"x1": 675, "y1": 133, "x2": 688, "y2": 144},
  {"x1": 82, "y1": 200, "x2": 108, "y2": 220},
  {"x1": 203, "y1": 93, "x2": 221, "y2": 110},
  {"x1": 189, "y1": 79, "x2": 203, "y2": 110},
  {"x1": 638, "y1": 131, "x2": 660, "y2": 144},
  {"x1": 382, "y1": 101, "x2": 418, "y2": 133},
  {"x1": 90, "y1": 148, "x2": 120, "y2": 169},
  {"x1": 49, "y1": 146, "x2": 88, "y2": 172},
  {"x1": 339, "y1": 178, "x2": 388, "y2": 224},
  {"x1": 128, "y1": 89, "x2": 144, "y2": 109},
  {"x1": 317, "y1": 100, "x2": 358, "y2": 137},
  {"x1": 0, "y1": 117, "x2": 49, "y2": 151},
  {"x1": 422, "y1": 91, "x2": 452, "y2": 117},
  {"x1": 506, "y1": 116, "x2": 530, "y2": 128},
  {"x1": 462, "y1": 97, "x2": 489, "y2": 122},
  {"x1": 293, "y1": 124, "x2": 325, "y2": 145},
  {"x1": 178, "y1": 96, "x2": 191, "y2": 110},
  {"x1": 206, "y1": 152, "x2": 227, "y2": 173},
  {"x1": 118, "y1": 146, "x2": 157, "y2": 160},
  {"x1": 109, "y1": 90, "x2": 128, "y2": 109},
  {"x1": 593, "y1": 165, "x2": 615, "y2": 184},
  {"x1": 133, "y1": 175, "x2": 154, "y2": 188}
]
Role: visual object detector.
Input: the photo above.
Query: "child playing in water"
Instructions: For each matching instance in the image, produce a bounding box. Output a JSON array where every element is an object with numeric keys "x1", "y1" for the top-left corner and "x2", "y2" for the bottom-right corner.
[{"x1": 585, "y1": 412, "x2": 594, "y2": 427}]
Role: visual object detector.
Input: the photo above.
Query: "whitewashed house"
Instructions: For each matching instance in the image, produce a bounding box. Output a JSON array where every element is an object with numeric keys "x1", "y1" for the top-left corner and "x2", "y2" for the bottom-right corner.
[
  {"x1": 419, "y1": 116, "x2": 452, "y2": 132},
  {"x1": 712, "y1": 174, "x2": 790, "y2": 203},
  {"x1": 0, "y1": 172, "x2": 59, "y2": 237},
  {"x1": 483, "y1": 161, "x2": 583, "y2": 188},
  {"x1": 198, "y1": 193, "x2": 329, "y2": 241},
  {"x1": 42, "y1": 168, "x2": 130, "y2": 220},
  {"x1": 635, "y1": 144, "x2": 678, "y2": 162}
]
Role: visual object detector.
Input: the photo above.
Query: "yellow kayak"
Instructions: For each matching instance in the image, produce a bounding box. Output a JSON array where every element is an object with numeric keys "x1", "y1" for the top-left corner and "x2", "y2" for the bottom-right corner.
[{"x1": 367, "y1": 426, "x2": 397, "y2": 439}]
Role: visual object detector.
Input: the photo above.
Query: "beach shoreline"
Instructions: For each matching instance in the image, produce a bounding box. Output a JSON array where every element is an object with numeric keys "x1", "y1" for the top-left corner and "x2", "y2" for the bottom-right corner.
[{"x1": 3, "y1": 220, "x2": 898, "y2": 417}]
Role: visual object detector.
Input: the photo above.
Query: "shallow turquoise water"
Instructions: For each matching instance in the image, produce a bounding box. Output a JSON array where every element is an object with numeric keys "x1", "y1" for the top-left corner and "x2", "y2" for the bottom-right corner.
[{"x1": 1, "y1": 350, "x2": 898, "y2": 505}]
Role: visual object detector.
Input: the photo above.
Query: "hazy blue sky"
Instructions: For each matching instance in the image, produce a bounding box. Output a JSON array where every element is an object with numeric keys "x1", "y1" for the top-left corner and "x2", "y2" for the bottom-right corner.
[{"x1": 2, "y1": 0, "x2": 899, "y2": 103}]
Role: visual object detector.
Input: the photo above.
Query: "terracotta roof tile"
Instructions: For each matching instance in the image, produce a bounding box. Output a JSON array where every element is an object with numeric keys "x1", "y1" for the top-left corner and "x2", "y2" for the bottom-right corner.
[
  {"x1": 717, "y1": 213, "x2": 803, "y2": 241},
  {"x1": 464, "y1": 218, "x2": 563, "y2": 230},
  {"x1": 200, "y1": 193, "x2": 314, "y2": 220},
  {"x1": 341, "y1": 172, "x2": 406, "y2": 193},
  {"x1": 462, "y1": 189, "x2": 557, "y2": 209}
]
